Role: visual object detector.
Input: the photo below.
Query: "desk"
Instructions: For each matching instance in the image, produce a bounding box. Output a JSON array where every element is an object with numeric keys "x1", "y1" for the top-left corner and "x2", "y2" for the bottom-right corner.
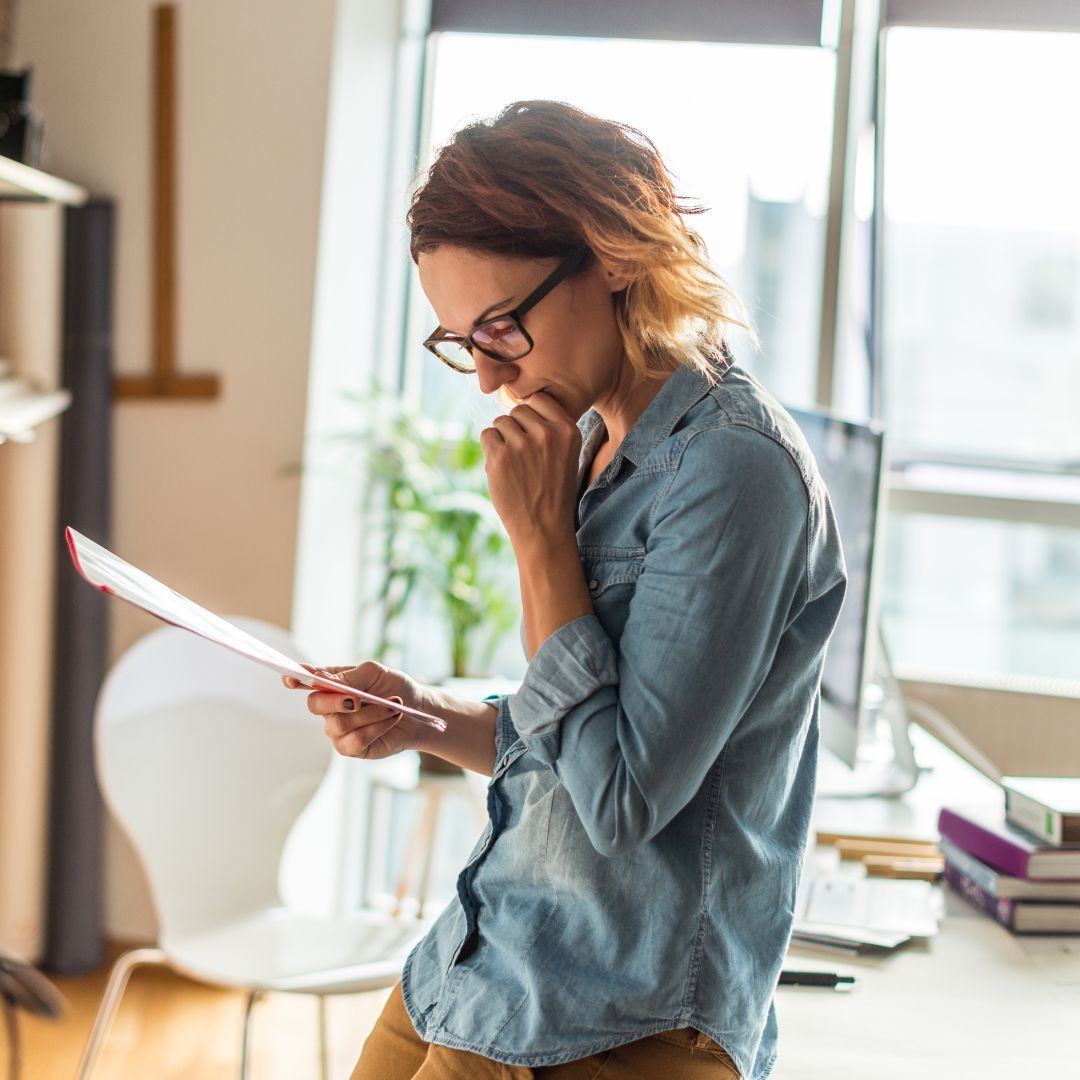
[{"x1": 774, "y1": 728, "x2": 1080, "y2": 1079}]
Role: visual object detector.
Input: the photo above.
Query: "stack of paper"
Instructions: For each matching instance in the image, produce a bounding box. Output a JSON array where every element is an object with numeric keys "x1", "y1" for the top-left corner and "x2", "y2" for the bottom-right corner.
[{"x1": 792, "y1": 846, "x2": 944, "y2": 953}]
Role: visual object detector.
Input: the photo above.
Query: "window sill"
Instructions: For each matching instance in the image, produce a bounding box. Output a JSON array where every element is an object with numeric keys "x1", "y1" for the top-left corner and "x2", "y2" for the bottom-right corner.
[{"x1": 887, "y1": 463, "x2": 1080, "y2": 528}]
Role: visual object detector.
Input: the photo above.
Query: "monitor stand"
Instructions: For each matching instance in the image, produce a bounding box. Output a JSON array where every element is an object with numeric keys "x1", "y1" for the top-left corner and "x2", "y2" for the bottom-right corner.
[{"x1": 815, "y1": 629, "x2": 925, "y2": 799}]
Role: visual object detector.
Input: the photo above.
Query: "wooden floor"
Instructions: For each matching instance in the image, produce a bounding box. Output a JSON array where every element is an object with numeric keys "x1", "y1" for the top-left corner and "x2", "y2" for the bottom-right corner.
[{"x1": 16, "y1": 944, "x2": 392, "y2": 1080}]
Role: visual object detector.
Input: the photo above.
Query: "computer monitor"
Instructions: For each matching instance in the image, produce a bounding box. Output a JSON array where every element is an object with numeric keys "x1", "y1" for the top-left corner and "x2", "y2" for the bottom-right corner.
[{"x1": 785, "y1": 405, "x2": 888, "y2": 771}]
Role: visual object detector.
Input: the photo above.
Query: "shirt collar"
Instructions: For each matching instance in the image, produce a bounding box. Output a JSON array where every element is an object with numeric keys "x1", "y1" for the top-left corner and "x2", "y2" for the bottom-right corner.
[{"x1": 578, "y1": 348, "x2": 732, "y2": 476}]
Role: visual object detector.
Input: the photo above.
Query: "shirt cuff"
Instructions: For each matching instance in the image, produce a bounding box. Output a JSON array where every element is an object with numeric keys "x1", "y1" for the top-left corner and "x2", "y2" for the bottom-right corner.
[
  {"x1": 483, "y1": 692, "x2": 520, "y2": 765},
  {"x1": 508, "y1": 614, "x2": 619, "y2": 764}
]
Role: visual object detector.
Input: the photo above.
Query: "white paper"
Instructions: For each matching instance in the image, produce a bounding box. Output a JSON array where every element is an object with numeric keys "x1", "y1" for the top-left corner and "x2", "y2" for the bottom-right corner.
[
  {"x1": 794, "y1": 855, "x2": 941, "y2": 940},
  {"x1": 65, "y1": 526, "x2": 447, "y2": 731}
]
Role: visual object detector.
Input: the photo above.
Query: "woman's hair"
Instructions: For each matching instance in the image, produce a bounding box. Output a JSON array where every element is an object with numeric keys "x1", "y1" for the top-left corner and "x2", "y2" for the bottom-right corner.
[{"x1": 407, "y1": 100, "x2": 753, "y2": 386}]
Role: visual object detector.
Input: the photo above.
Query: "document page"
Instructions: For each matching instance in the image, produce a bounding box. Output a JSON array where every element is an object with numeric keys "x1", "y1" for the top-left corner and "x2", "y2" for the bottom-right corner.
[{"x1": 65, "y1": 527, "x2": 447, "y2": 731}]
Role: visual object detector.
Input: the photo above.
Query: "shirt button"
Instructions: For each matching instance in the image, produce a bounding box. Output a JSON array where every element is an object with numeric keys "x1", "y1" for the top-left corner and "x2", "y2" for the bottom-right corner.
[{"x1": 589, "y1": 579, "x2": 600, "y2": 591}]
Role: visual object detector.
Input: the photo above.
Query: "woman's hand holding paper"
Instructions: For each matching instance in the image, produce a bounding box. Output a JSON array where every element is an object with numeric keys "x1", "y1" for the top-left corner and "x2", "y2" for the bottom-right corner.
[{"x1": 284, "y1": 661, "x2": 430, "y2": 761}]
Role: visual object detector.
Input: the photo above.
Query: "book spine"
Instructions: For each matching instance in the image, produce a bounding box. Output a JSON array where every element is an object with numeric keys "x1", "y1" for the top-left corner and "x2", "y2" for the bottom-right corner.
[
  {"x1": 939, "y1": 837, "x2": 1001, "y2": 898},
  {"x1": 1004, "y1": 788, "x2": 1062, "y2": 846},
  {"x1": 943, "y1": 863, "x2": 1016, "y2": 930},
  {"x1": 937, "y1": 808, "x2": 1030, "y2": 879}
]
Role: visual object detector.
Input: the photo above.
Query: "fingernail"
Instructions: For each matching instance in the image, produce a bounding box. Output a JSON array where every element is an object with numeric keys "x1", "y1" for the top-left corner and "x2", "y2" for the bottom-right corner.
[{"x1": 343, "y1": 698, "x2": 355, "y2": 711}]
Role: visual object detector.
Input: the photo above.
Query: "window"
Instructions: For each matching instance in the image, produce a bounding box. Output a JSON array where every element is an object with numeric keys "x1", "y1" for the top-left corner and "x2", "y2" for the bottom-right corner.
[
  {"x1": 879, "y1": 26, "x2": 1080, "y2": 683},
  {"x1": 395, "y1": 30, "x2": 839, "y2": 683},
  {"x1": 880, "y1": 27, "x2": 1080, "y2": 468},
  {"x1": 883, "y1": 514, "x2": 1080, "y2": 684},
  {"x1": 405, "y1": 32, "x2": 837, "y2": 424}
]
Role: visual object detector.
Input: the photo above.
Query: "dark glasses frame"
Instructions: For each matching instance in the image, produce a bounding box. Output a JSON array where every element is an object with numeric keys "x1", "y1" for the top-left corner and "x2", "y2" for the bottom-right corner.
[{"x1": 423, "y1": 244, "x2": 593, "y2": 374}]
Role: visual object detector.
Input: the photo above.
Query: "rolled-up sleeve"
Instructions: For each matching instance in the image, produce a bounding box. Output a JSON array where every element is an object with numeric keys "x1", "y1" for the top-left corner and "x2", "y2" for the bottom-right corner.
[
  {"x1": 509, "y1": 424, "x2": 810, "y2": 857},
  {"x1": 484, "y1": 692, "x2": 522, "y2": 765}
]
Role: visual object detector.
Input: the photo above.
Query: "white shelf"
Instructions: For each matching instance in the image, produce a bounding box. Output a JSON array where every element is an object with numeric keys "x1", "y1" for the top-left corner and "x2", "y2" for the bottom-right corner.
[
  {"x1": 0, "y1": 156, "x2": 88, "y2": 205},
  {"x1": 0, "y1": 378, "x2": 72, "y2": 444}
]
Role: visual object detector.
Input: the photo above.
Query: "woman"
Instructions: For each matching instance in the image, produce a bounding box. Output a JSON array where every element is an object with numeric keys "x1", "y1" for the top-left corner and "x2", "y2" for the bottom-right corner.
[{"x1": 287, "y1": 100, "x2": 846, "y2": 1079}]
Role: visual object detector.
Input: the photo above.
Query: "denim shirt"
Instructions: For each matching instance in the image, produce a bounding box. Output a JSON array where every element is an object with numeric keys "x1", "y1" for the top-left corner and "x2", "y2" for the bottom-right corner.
[{"x1": 400, "y1": 358, "x2": 847, "y2": 1079}]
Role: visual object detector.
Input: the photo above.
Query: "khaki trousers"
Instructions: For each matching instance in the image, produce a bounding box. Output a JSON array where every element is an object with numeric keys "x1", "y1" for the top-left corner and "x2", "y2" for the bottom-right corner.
[{"x1": 350, "y1": 980, "x2": 741, "y2": 1080}]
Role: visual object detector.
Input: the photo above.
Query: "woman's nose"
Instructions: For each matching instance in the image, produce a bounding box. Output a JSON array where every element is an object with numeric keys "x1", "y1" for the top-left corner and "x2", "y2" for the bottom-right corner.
[{"x1": 475, "y1": 353, "x2": 520, "y2": 396}]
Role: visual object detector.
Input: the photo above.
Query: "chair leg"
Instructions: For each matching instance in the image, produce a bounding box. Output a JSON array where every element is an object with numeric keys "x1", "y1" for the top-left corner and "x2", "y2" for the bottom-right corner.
[
  {"x1": 239, "y1": 989, "x2": 264, "y2": 1080},
  {"x1": 317, "y1": 995, "x2": 329, "y2": 1080},
  {"x1": 75, "y1": 947, "x2": 168, "y2": 1080}
]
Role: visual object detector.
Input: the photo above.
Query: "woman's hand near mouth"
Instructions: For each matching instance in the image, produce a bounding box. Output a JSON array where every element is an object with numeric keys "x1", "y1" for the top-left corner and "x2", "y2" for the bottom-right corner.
[
  {"x1": 480, "y1": 390, "x2": 593, "y2": 659},
  {"x1": 480, "y1": 389, "x2": 581, "y2": 547}
]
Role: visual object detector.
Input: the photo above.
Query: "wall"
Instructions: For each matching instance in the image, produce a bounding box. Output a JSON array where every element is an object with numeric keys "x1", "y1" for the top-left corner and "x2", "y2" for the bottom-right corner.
[
  {"x1": 12, "y1": 0, "x2": 340, "y2": 940},
  {"x1": 0, "y1": 204, "x2": 64, "y2": 959}
]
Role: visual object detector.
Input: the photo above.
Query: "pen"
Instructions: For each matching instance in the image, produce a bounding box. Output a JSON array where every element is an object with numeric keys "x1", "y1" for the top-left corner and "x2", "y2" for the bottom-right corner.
[{"x1": 778, "y1": 970, "x2": 856, "y2": 989}]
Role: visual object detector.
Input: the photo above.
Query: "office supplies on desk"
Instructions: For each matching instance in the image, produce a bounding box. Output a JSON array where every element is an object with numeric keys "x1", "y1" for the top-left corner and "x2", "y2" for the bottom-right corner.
[
  {"x1": 792, "y1": 846, "x2": 942, "y2": 954},
  {"x1": 1002, "y1": 777, "x2": 1080, "y2": 845},
  {"x1": 943, "y1": 863, "x2": 1080, "y2": 934},
  {"x1": 939, "y1": 838, "x2": 1080, "y2": 902},
  {"x1": 778, "y1": 970, "x2": 856, "y2": 989},
  {"x1": 861, "y1": 854, "x2": 944, "y2": 881},
  {"x1": 816, "y1": 831, "x2": 939, "y2": 856},
  {"x1": 789, "y1": 926, "x2": 910, "y2": 953},
  {"x1": 938, "y1": 806, "x2": 1080, "y2": 880},
  {"x1": 796, "y1": 875, "x2": 941, "y2": 938},
  {"x1": 815, "y1": 831, "x2": 943, "y2": 881},
  {"x1": 65, "y1": 527, "x2": 448, "y2": 731}
]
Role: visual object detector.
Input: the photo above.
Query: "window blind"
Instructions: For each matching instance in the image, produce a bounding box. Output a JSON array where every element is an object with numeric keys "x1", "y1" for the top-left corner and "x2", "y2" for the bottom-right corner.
[{"x1": 429, "y1": 0, "x2": 829, "y2": 47}]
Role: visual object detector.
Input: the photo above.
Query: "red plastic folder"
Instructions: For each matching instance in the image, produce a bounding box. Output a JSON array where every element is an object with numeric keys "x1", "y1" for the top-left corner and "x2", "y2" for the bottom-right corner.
[{"x1": 65, "y1": 526, "x2": 447, "y2": 731}]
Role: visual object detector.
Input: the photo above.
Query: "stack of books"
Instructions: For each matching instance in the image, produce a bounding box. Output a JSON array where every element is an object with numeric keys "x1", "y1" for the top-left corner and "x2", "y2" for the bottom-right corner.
[{"x1": 938, "y1": 777, "x2": 1080, "y2": 934}]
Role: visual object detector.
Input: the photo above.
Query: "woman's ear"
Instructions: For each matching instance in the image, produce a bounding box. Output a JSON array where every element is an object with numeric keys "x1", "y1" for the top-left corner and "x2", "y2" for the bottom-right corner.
[{"x1": 600, "y1": 258, "x2": 632, "y2": 294}]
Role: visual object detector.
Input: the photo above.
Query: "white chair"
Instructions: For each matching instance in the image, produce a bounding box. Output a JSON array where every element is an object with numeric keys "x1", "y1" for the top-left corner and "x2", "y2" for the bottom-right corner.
[{"x1": 77, "y1": 619, "x2": 430, "y2": 1080}]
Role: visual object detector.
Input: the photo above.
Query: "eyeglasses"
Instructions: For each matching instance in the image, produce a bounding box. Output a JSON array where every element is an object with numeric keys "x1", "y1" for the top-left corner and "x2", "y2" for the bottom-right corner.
[{"x1": 423, "y1": 245, "x2": 593, "y2": 374}]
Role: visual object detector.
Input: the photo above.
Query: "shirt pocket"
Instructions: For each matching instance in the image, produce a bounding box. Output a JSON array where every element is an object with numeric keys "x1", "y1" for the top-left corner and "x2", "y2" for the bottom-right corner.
[{"x1": 580, "y1": 548, "x2": 645, "y2": 641}]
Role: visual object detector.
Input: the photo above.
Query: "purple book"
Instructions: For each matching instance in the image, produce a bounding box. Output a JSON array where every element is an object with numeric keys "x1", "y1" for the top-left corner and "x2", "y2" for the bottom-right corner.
[
  {"x1": 944, "y1": 862, "x2": 1018, "y2": 928},
  {"x1": 944, "y1": 863, "x2": 1080, "y2": 934},
  {"x1": 938, "y1": 805, "x2": 1080, "y2": 881}
]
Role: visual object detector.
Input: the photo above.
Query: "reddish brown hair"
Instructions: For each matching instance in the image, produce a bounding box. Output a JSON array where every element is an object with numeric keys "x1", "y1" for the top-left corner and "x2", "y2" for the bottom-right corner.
[{"x1": 407, "y1": 100, "x2": 751, "y2": 382}]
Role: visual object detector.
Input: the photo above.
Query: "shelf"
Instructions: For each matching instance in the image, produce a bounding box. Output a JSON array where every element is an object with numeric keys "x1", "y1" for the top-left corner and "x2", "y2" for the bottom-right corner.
[
  {"x1": 0, "y1": 378, "x2": 72, "y2": 444},
  {"x1": 0, "y1": 156, "x2": 88, "y2": 205}
]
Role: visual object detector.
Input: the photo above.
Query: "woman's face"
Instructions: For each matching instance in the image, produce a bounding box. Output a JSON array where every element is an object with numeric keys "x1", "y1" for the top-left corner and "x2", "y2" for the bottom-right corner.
[{"x1": 417, "y1": 246, "x2": 630, "y2": 419}]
